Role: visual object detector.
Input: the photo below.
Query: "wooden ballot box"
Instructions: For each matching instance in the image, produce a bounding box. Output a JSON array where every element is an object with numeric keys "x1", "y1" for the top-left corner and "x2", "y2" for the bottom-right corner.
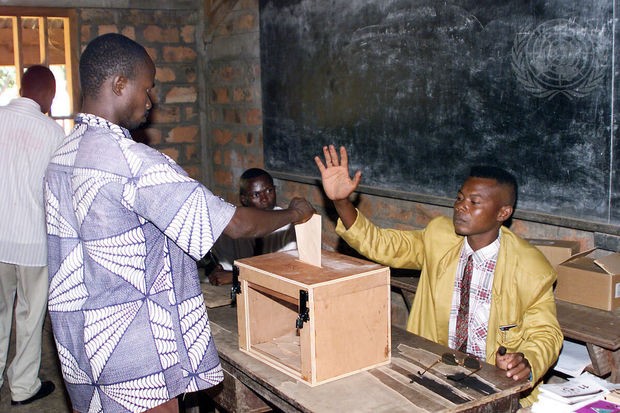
[{"x1": 234, "y1": 249, "x2": 391, "y2": 386}]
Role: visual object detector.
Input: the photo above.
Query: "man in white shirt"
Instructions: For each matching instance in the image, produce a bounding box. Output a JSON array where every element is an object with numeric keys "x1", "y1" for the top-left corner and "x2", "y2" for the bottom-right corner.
[
  {"x1": 0, "y1": 65, "x2": 64, "y2": 405},
  {"x1": 206, "y1": 168, "x2": 297, "y2": 285}
]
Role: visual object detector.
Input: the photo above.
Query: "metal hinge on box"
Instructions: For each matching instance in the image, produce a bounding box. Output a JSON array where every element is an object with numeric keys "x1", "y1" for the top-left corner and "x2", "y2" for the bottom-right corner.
[
  {"x1": 231, "y1": 264, "x2": 241, "y2": 306},
  {"x1": 296, "y1": 290, "x2": 310, "y2": 329}
]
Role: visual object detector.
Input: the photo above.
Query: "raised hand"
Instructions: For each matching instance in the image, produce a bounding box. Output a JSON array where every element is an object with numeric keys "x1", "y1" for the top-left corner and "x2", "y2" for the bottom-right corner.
[{"x1": 314, "y1": 145, "x2": 362, "y2": 201}]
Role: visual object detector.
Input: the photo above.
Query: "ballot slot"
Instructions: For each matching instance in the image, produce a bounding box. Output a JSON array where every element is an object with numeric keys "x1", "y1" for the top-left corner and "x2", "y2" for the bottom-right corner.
[{"x1": 235, "y1": 250, "x2": 392, "y2": 386}]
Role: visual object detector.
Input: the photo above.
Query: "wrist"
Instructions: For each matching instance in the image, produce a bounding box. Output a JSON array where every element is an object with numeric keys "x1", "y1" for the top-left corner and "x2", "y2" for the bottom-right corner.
[{"x1": 289, "y1": 206, "x2": 303, "y2": 224}]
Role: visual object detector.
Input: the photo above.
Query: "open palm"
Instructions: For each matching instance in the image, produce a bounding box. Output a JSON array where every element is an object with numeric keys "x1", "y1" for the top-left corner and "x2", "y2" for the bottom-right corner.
[{"x1": 314, "y1": 145, "x2": 361, "y2": 201}]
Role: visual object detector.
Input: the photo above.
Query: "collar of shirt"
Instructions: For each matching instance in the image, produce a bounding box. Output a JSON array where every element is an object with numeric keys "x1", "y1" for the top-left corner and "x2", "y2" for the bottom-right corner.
[
  {"x1": 9, "y1": 96, "x2": 42, "y2": 112},
  {"x1": 76, "y1": 112, "x2": 132, "y2": 140},
  {"x1": 463, "y1": 234, "x2": 501, "y2": 264}
]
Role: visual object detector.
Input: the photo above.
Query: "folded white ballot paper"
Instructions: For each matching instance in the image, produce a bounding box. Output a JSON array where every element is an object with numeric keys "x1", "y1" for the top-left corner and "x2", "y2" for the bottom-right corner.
[{"x1": 294, "y1": 214, "x2": 322, "y2": 267}]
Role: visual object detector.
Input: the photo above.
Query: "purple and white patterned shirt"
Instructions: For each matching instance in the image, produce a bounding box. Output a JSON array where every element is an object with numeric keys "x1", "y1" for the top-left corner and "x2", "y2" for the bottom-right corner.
[
  {"x1": 44, "y1": 113, "x2": 236, "y2": 413},
  {"x1": 448, "y1": 236, "x2": 500, "y2": 358}
]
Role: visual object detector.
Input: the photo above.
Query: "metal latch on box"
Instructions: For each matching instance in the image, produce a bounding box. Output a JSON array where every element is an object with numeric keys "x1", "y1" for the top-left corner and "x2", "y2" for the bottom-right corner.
[
  {"x1": 296, "y1": 290, "x2": 310, "y2": 329},
  {"x1": 231, "y1": 265, "x2": 241, "y2": 306}
]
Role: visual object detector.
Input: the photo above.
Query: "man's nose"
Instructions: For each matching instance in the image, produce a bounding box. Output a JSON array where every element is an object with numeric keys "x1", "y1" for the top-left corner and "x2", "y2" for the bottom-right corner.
[{"x1": 454, "y1": 200, "x2": 466, "y2": 212}]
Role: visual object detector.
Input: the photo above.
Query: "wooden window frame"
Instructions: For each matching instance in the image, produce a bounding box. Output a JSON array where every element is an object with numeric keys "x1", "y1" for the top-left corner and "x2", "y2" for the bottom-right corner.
[{"x1": 0, "y1": 6, "x2": 78, "y2": 125}]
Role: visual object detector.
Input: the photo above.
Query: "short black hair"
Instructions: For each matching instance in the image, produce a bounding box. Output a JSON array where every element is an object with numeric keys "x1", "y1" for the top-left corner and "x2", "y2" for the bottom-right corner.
[
  {"x1": 239, "y1": 168, "x2": 273, "y2": 195},
  {"x1": 79, "y1": 33, "x2": 151, "y2": 98},
  {"x1": 468, "y1": 165, "x2": 518, "y2": 207}
]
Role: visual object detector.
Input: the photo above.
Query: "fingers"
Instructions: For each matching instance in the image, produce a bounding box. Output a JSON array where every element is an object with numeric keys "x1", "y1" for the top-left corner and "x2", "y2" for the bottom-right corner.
[
  {"x1": 507, "y1": 362, "x2": 529, "y2": 380},
  {"x1": 317, "y1": 145, "x2": 349, "y2": 168},
  {"x1": 315, "y1": 145, "x2": 338, "y2": 172},
  {"x1": 314, "y1": 155, "x2": 326, "y2": 173},
  {"x1": 324, "y1": 145, "x2": 334, "y2": 166},
  {"x1": 352, "y1": 170, "x2": 362, "y2": 187},
  {"x1": 501, "y1": 353, "x2": 530, "y2": 381},
  {"x1": 289, "y1": 197, "x2": 316, "y2": 224},
  {"x1": 328, "y1": 145, "x2": 340, "y2": 166}
]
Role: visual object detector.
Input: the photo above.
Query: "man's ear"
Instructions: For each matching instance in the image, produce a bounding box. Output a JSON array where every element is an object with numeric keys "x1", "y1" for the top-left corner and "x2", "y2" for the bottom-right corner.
[
  {"x1": 497, "y1": 205, "x2": 513, "y2": 223},
  {"x1": 112, "y1": 75, "x2": 128, "y2": 96}
]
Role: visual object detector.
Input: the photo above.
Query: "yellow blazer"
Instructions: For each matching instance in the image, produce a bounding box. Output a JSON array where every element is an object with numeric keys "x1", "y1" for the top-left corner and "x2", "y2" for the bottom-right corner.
[{"x1": 336, "y1": 212, "x2": 563, "y2": 406}]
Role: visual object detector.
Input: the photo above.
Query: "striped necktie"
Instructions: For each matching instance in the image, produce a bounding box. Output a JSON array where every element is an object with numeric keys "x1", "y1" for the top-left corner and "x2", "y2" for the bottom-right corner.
[{"x1": 456, "y1": 254, "x2": 473, "y2": 353}]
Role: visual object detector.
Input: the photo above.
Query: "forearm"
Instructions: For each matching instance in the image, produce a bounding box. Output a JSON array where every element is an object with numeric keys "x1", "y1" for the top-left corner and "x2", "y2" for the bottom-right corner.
[
  {"x1": 224, "y1": 207, "x2": 302, "y2": 239},
  {"x1": 333, "y1": 198, "x2": 357, "y2": 229}
]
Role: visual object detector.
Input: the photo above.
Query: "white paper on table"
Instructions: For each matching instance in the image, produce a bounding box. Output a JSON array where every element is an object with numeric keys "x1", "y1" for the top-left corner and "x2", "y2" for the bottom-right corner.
[
  {"x1": 554, "y1": 340, "x2": 592, "y2": 377},
  {"x1": 294, "y1": 214, "x2": 322, "y2": 267}
]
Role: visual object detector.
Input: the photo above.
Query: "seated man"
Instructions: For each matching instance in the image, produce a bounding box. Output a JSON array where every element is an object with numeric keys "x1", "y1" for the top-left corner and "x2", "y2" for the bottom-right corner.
[
  {"x1": 314, "y1": 145, "x2": 562, "y2": 406},
  {"x1": 206, "y1": 168, "x2": 296, "y2": 285}
]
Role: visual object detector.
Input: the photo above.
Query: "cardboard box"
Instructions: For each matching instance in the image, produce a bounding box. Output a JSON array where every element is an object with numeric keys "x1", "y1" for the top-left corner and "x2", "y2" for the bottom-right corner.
[
  {"x1": 235, "y1": 250, "x2": 391, "y2": 386},
  {"x1": 555, "y1": 248, "x2": 620, "y2": 311},
  {"x1": 527, "y1": 239, "x2": 581, "y2": 271}
]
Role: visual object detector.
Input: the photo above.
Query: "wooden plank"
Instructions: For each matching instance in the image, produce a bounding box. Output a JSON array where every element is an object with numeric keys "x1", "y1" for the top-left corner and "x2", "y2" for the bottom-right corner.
[
  {"x1": 237, "y1": 250, "x2": 386, "y2": 285},
  {"x1": 611, "y1": 349, "x2": 620, "y2": 383},
  {"x1": 248, "y1": 282, "x2": 299, "y2": 306},
  {"x1": 200, "y1": 282, "x2": 232, "y2": 308},
  {"x1": 555, "y1": 300, "x2": 620, "y2": 350},
  {"x1": 237, "y1": 263, "x2": 303, "y2": 298},
  {"x1": 369, "y1": 368, "x2": 449, "y2": 411},
  {"x1": 586, "y1": 343, "x2": 611, "y2": 377},
  {"x1": 247, "y1": 287, "x2": 298, "y2": 346},
  {"x1": 585, "y1": 344, "x2": 620, "y2": 383},
  {"x1": 390, "y1": 276, "x2": 419, "y2": 293},
  {"x1": 252, "y1": 335, "x2": 301, "y2": 373},
  {"x1": 203, "y1": 368, "x2": 272, "y2": 413},
  {"x1": 313, "y1": 278, "x2": 390, "y2": 382}
]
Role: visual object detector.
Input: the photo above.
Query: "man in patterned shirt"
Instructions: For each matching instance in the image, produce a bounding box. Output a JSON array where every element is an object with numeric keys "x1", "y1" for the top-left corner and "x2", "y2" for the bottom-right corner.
[
  {"x1": 314, "y1": 145, "x2": 562, "y2": 407},
  {"x1": 44, "y1": 33, "x2": 314, "y2": 413}
]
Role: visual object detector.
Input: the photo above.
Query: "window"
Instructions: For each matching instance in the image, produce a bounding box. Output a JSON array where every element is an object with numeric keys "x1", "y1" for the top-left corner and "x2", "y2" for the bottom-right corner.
[{"x1": 0, "y1": 7, "x2": 78, "y2": 132}]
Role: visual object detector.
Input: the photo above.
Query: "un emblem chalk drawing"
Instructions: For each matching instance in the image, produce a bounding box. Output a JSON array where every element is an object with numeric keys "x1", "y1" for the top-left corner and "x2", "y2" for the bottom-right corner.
[{"x1": 511, "y1": 19, "x2": 607, "y2": 100}]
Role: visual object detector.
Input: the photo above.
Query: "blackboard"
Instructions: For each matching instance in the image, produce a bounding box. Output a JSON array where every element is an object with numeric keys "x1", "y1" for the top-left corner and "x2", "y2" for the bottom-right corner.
[{"x1": 260, "y1": 0, "x2": 619, "y2": 229}]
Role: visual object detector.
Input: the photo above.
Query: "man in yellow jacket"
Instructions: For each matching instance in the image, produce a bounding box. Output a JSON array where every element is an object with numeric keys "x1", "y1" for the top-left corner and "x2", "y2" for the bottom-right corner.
[{"x1": 314, "y1": 145, "x2": 562, "y2": 406}]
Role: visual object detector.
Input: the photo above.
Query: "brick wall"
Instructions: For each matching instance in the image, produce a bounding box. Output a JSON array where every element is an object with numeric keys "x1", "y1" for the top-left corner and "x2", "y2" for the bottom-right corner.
[
  {"x1": 205, "y1": 0, "x2": 263, "y2": 204},
  {"x1": 78, "y1": 7, "x2": 203, "y2": 180}
]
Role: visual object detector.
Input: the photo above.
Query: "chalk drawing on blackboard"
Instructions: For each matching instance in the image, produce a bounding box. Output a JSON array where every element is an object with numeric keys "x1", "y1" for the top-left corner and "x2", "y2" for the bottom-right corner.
[{"x1": 511, "y1": 19, "x2": 607, "y2": 100}]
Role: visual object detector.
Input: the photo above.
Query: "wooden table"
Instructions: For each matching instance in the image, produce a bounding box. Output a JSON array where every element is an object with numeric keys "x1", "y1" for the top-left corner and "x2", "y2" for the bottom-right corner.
[
  {"x1": 555, "y1": 300, "x2": 620, "y2": 382},
  {"x1": 390, "y1": 275, "x2": 620, "y2": 383},
  {"x1": 204, "y1": 305, "x2": 530, "y2": 413}
]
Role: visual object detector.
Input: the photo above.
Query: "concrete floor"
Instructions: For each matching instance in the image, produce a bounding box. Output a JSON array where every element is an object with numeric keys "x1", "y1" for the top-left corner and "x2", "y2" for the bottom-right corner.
[{"x1": 0, "y1": 315, "x2": 72, "y2": 412}]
